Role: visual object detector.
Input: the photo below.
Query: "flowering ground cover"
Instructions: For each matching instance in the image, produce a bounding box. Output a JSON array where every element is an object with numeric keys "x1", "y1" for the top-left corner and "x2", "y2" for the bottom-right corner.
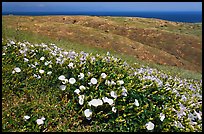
[{"x1": 2, "y1": 38, "x2": 202, "y2": 132}]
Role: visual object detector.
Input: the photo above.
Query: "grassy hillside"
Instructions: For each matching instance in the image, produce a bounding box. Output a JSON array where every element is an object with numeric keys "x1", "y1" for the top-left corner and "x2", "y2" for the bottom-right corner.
[
  {"x1": 2, "y1": 38, "x2": 202, "y2": 132},
  {"x1": 2, "y1": 16, "x2": 202, "y2": 73},
  {"x1": 2, "y1": 16, "x2": 202, "y2": 79}
]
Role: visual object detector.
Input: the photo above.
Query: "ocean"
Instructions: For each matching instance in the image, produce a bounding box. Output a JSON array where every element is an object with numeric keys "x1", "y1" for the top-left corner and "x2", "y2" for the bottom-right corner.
[{"x1": 2, "y1": 11, "x2": 202, "y2": 23}]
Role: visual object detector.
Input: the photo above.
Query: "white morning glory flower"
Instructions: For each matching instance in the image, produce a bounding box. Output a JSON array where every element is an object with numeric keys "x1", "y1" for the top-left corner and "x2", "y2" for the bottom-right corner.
[
  {"x1": 39, "y1": 69, "x2": 44, "y2": 74},
  {"x1": 58, "y1": 75, "x2": 66, "y2": 81},
  {"x1": 41, "y1": 117, "x2": 45, "y2": 120},
  {"x1": 160, "y1": 113, "x2": 165, "y2": 121},
  {"x1": 68, "y1": 62, "x2": 74, "y2": 68},
  {"x1": 111, "y1": 80, "x2": 116, "y2": 85},
  {"x1": 84, "y1": 109, "x2": 92, "y2": 119},
  {"x1": 47, "y1": 71, "x2": 52, "y2": 75},
  {"x1": 194, "y1": 110, "x2": 202, "y2": 120},
  {"x1": 91, "y1": 78, "x2": 97, "y2": 85},
  {"x1": 121, "y1": 86, "x2": 128, "y2": 96},
  {"x1": 79, "y1": 95, "x2": 85, "y2": 105},
  {"x1": 10, "y1": 40, "x2": 15, "y2": 45},
  {"x1": 24, "y1": 58, "x2": 29, "y2": 62},
  {"x1": 110, "y1": 91, "x2": 117, "y2": 99},
  {"x1": 24, "y1": 115, "x2": 30, "y2": 120},
  {"x1": 78, "y1": 73, "x2": 84, "y2": 80},
  {"x1": 117, "y1": 80, "x2": 124, "y2": 85},
  {"x1": 69, "y1": 78, "x2": 76, "y2": 84},
  {"x1": 101, "y1": 73, "x2": 107, "y2": 79},
  {"x1": 86, "y1": 117, "x2": 91, "y2": 120},
  {"x1": 112, "y1": 107, "x2": 117, "y2": 113},
  {"x1": 60, "y1": 85, "x2": 66, "y2": 91},
  {"x1": 145, "y1": 121, "x2": 154, "y2": 130},
  {"x1": 88, "y1": 99, "x2": 103, "y2": 107},
  {"x1": 44, "y1": 61, "x2": 49, "y2": 66},
  {"x1": 49, "y1": 64, "x2": 52, "y2": 68},
  {"x1": 40, "y1": 56, "x2": 45, "y2": 61},
  {"x1": 74, "y1": 89, "x2": 80, "y2": 94},
  {"x1": 14, "y1": 67, "x2": 21, "y2": 73},
  {"x1": 36, "y1": 118, "x2": 44, "y2": 125},
  {"x1": 87, "y1": 72, "x2": 91, "y2": 76},
  {"x1": 105, "y1": 80, "x2": 111, "y2": 86},
  {"x1": 102, "y1": 97, "x2": 114, "y2": 106},
  {"x1": 134, "y1": 99, "x2": 139, "y2": 106},
  {"x1": 79, "y1": 85, "x2": 86, "y2": 90}
]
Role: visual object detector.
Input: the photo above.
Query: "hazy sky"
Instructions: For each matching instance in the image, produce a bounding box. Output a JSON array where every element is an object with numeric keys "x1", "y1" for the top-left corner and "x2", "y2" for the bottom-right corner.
[{"x1": 2, "y1": 2, "x2": 202, "y2": 12}]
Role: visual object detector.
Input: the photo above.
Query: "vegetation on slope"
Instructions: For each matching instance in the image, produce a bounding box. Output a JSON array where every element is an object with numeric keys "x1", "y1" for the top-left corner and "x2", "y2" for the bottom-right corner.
[{"x1": 2, "y1": 38, "x2": 202, "y2": 132}]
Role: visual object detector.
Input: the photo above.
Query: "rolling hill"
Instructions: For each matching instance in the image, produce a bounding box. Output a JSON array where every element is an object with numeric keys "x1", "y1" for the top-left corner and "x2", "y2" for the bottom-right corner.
[{"x1": 2, "y1": 16, "x2": 202, "y2": 73}]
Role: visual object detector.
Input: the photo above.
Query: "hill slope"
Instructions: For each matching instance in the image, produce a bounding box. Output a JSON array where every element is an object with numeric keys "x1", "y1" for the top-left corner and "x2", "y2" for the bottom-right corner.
[
  {"x1": 2, "y1": 16, "x2": 202, "y2": 73},
  {"x1": 2, "y1": 38, "x2": 202, "y2": 132}
]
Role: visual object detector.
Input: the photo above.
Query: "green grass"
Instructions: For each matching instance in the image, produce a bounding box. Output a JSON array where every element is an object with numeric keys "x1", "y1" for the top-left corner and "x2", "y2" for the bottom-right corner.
[
  {"x1": 104, "y1": 16, "x2": 202, "y2": 39},
  {"x1": 2, "y1": 25, "x2": 202, "y2": 80}
]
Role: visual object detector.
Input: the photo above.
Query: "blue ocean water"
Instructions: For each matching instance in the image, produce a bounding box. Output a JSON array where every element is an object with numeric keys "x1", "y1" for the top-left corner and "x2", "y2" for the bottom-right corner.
[{"x1": 2, "y1": 11, "x2": 202, "y2": 23}]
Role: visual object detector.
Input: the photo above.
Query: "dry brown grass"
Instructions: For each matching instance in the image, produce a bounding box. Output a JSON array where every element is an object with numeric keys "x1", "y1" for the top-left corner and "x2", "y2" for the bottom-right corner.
[{"x1": 2, "y1": 16, "x2": 202, "y2": 73}]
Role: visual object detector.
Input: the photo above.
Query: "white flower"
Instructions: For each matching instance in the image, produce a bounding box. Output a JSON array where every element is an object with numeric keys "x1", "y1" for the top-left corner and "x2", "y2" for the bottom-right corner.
[
  {"x1": 117, "y1": 80, "x2": 124, "y2": 85},
  {"x1": 24, "y1": 58, "x2": 29, "y2": 62},
  {"x1": 2, "y1": 53, "x2": 5, "y2": 56},
  {"x1": 24, "y1": 115, "x2": 30, "y2": 120},
  {"x1": 112, "y1": 107, "x2": 117, "y2": 113},
  {"x1": 39, "y1": 69, "x2": 44, "y2": 74},
  {"x1": 40, "y1": 57, "x2": 45, "y2": 61},
  {"x1": 47, "y1": 71, "x2": 52, "y2": 75},
  {"x1": 134, "y1": 99, "x2": 139, "y2": 106},
  {"x1": 110, "y1": 91, "x2": 117, "y2": 99},
  {"x1": 101, "y1": 73, "x2": 107, "y2": 79},
  {"x1": 194, "y1": 110, "x2": 202, "y2": 120},
  {"x1": 37, "y1": 75, "x2": 41, "y2": 79},
  {"x1": 35, "y1": 62, "x2": 39, "y2": 66},
  {"x1": 121, "y1": 92, "x2": 127, "y2": 96},
  {"x1": 87, "y1": 72, "x2": 91, "y2": 76},
  {"x1": 102, "y1": 97, "x2": 114, "y2": 105},
  {"x1": 121, "y1": 87, "x2": 128, "y2": 96},
  {"x1": 145, "y1": 121, "x2": 154, "y2": 130},
  {"x1": 88, "y1": 99, "x2": 103, "y2": 107},
  {"x1": 105, "y1": 80, "x2": 111, "y2": 86},
  {"x1": 58, "y1": 75, "x2": 66, "y2": 81},
  {"x1": 49, "y1": 64, "x2": 52, "y2": 68},
  {"x1": 111, "y1": 80, "x2": 116, "y2": 85},
  {"x1": 44, "y1": 61, "x2": 49, "y2": 66},
  {"x1": 79, "y1": 85, "x2": 86, "y2": 90},
  {"x1": 68, "y1": 62, "x2": 74, "y2": 68},
  {"x1": 91, "y1": 78, "x2": 97, "y2": 85},
  {"x1": 14, "y1": 67, "x2": 21, "y2": 73},
  {"x1": 74, "y1": 89, "x2": 80, "y2": 94},
  {"x1": 69, "y1": 78, "x2": 76, "y2": 84},
  {"x1": 41, "y1": 117, "x2": 45, "y2": 120},
  {"x1": 60, "y1": 85, "x2": 66, "y2": 91},
  {"x1": 84, "y1": 109, "x2": 92, "y2": 119},
  {"x1": 36, "y1": 118, "x2": 44, "y2": 125},
  {"x1": 78, "y1": 73, "x2": 84, "y2": 80},
  {"x1": 12, "y1": 70, "x2": 15, "y2": 74},
  {"x1": 86, "y1": 117, "x2": 91, "y2": 120},
  {"x1": 79, "y1": 95, "x2": 85, "y2": 105},
  {"x1": 10, "y1": 40, "x2": 15, "y2": 45},
  {"x1": 160, "y1": 113, "x2": 165, "y2": 121}
]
